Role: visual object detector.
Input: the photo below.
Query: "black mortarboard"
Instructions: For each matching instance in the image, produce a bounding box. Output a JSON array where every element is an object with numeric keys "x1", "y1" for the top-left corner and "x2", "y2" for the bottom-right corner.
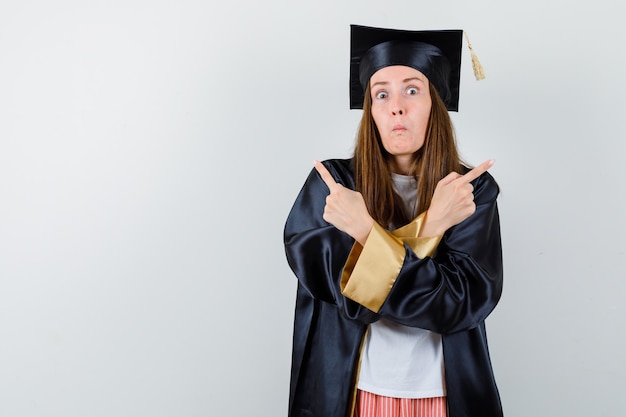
[{"x1": 350, "y1": 24, "x2": 463, "y2": 111}]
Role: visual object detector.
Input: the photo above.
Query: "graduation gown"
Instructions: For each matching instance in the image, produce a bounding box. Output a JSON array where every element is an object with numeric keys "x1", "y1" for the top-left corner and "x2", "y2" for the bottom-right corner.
[{"x1": 284, "y1": 159, "x2": 504, "y2": 417}]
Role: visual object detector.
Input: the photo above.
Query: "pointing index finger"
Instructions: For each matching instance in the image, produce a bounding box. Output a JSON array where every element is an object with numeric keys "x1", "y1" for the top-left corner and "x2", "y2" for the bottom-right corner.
[
  {"x1": 314, "y1": 160, "x2": 339, "y2": 191},
  {"x1": 459, "y1": 159, "x2": 495, "y2": 184}
]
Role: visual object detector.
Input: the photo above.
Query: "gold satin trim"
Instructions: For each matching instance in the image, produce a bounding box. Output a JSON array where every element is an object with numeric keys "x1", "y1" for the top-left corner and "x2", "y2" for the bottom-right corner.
[
  {"x1": 347, "y1": 327, "x2": 369, "y2": 417},
  {"x1": 392, "y1": 211, "x2": 442, "y2": 259},
  {"x1": 340, "y1": 212, "x2": 442, "y2": 313},
  {"x1": 341, "y1": 222, "x2": 405, "y2": 312}
]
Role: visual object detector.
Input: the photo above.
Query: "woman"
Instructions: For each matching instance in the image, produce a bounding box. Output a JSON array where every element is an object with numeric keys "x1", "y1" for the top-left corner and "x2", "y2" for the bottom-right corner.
[{"x1": 284, "y1": 25, "x2": 503, "y2": 417}]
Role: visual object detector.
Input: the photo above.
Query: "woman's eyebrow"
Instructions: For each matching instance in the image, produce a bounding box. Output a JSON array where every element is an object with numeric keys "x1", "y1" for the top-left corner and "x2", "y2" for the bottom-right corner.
[
  {"x1": 371, "y1": 77, "x2": 426, "y2": 89},
  {"x1": 370, "y1": 80, "x2": 389, "y2": 89},
  {"x1": 403, "y1": 77, "x2": 426, "y2": 84}
]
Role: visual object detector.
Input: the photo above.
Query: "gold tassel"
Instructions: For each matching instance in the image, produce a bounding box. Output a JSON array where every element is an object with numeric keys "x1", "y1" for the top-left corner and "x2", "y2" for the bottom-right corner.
[{"x1": 464, "y1": 32, "x2": 485, "y2": 80}]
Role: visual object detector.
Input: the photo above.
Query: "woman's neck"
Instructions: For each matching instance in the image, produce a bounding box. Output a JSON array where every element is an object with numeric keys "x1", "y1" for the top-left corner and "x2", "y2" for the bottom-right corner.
[{"x1": 389, "y1": 156, "x2": 414, "y2": 176}]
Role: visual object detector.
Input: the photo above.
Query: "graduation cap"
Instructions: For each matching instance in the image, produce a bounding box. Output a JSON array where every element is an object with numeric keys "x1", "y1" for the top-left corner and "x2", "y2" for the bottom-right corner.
[{"x1": 349, "y1": 24, "x2": 482, "y2": 111}]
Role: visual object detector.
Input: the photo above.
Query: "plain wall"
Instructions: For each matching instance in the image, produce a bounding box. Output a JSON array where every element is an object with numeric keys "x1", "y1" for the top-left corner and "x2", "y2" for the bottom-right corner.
[{"x1": 1, "y1": 1, "x2": 625, "y2": 416}]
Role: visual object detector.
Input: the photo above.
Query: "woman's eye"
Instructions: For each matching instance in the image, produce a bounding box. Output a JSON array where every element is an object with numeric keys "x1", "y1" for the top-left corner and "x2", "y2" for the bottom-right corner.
[
  {"x1": 406, "y1": 87, "x2": 418, "y2": 95},
  {"x1": 375, "y1": 91, "x2": 388, "y2": 100}
]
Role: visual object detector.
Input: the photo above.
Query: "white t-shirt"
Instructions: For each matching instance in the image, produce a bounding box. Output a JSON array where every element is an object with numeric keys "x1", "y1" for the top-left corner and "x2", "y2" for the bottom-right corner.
[{"x1": 356, "y1": 173, "x2": 446, "y2": 399}]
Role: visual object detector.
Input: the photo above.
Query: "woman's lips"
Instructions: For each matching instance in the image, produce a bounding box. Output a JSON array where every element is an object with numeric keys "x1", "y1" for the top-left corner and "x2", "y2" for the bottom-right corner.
[{"x1": 392, "y1": 124, "x2": 406, "y2": 131}]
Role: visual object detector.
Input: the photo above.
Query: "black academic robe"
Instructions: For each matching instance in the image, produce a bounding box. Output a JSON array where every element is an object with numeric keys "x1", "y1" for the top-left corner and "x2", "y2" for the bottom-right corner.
[{"x1": 284, "y1": 158, "x2": 504, "y2": 417}]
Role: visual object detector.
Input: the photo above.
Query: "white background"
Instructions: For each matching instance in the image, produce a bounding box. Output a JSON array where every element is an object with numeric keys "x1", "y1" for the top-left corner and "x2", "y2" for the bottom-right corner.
[{"x1": 1, "y1": 1, "x2": 625, "y2": 416}]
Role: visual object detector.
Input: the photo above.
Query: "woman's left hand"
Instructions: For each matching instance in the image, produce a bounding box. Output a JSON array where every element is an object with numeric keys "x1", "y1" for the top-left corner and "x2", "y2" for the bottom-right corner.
[
  {"x1": 314, "y1": 160, "x2": 374, "y2": 245},
  {"x1": 420, "y1": 159, "x2": 494, "y2": 237}
]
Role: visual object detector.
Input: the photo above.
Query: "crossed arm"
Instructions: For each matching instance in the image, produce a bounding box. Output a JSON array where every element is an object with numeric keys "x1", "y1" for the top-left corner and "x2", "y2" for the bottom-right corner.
[{"x1": 313, "y1": 159, "x2": 495, "y2": 244}]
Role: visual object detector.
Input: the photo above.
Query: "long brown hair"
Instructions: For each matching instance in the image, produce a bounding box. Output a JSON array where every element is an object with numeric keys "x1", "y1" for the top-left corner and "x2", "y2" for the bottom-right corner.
[{"x1": 353, "y1": 82, "x2": 462, "y2": 227}]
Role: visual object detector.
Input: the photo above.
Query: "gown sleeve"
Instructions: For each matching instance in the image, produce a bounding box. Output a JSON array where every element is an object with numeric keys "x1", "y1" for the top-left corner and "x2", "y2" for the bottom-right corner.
[
  {"x1": 283, "y1": 160, "x2": 379, "y2": 324},
  {"x1": 284, "y1": 160, "x2": 503, "y2": 333},
  {"x1": 342, "y1": 170, "x2": 503, "y2": 334}
]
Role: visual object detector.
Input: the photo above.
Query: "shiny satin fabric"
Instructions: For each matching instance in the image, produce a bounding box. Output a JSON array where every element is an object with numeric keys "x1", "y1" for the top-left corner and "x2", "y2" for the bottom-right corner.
[
  {"x1": 349, "y1": 25, "x2": 463, "y2": 111},
  {"x1": 341, "y1": 213, "x2": 442, "y2": 313},
  {"x1": 359, "y1": 41, "x2": 453, "y2": 109},
  {"x1": 284, "y1": 159, "x2": 504, "y2": 417}
]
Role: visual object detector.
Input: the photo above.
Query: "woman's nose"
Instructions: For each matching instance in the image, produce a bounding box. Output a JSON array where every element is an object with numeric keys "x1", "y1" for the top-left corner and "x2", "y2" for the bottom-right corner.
[{"x1": 391, "y1": 97, "x2": 405, "y2": 116}]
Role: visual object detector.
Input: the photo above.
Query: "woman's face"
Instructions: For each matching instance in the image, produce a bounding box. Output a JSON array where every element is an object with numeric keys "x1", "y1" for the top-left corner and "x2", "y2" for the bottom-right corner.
[{"x1": 369, "y1": 65, "x2": 432, "y2": 173}]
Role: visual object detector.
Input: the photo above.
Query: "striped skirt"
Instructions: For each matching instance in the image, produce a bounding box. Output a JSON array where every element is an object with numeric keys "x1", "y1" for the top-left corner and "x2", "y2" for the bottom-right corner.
[{"x1": 354, "y1": 390, "x2": 447, "y2": 417}]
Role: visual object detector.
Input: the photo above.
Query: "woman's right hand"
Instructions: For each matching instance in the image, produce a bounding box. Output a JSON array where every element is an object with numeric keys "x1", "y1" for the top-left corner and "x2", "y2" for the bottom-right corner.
[
  {"x1": 314, "y1": 160, "x2": 374, "y2": 246},
  {"x1": 419, "y1": 160, "x2": 494, "y2": 238}
]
